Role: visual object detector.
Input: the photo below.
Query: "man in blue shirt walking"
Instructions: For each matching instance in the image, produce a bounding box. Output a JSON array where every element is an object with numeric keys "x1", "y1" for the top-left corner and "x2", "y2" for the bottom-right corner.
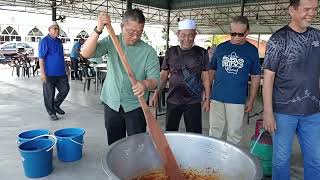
[
  {"x1": 208, "y1": 16, "x2": 261, "y2": 144},
  {"x1": 38, "y1": 21, "x2": 70, "y2": 121},
  {"x1": 70, "y1": 38, "x2": 84, "y2": 80}
]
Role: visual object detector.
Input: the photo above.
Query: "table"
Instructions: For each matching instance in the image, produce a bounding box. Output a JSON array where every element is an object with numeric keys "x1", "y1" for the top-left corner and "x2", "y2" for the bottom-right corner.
[{"x1": 89, "y1": 63, "x2": 107, "y2": 94}]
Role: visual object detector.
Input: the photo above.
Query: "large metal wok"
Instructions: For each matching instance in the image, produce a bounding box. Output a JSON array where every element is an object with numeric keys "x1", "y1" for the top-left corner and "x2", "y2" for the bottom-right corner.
[{"x1": 102, "y1": 132, "x2": 263, "y2": 180}]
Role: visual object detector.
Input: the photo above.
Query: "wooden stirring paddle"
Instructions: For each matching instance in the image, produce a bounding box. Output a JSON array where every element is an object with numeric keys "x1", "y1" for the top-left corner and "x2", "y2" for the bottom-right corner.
[{"x1": 105, "y1": 24, "x2": 184, "y2": 180}]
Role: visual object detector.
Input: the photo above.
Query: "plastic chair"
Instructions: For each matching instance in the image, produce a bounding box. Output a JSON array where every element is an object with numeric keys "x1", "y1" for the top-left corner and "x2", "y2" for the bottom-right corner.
[{"x1": 81, "y1": 65, "x2": 96, "y2": 92}]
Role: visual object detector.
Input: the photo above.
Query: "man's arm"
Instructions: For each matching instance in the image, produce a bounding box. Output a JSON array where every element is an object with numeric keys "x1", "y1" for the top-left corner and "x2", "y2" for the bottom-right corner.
[
  {"x1": 245, "y1": 75, "x2": 261, "y2": 112},
  {"x1": 262, "y1": 69, "x2": 276, "y2": 133},
  {"x1": 149, "y1": 70, "x2": 169, "y2": 106},
  {"x1": 81, "y1": 32, "x2": 100, "y2": 58},
  {"x1": 202, "y1": 71, "x2": 210, "y2": 99},
  {"x1": 208, "y1": 69, "x2": 216, "y2": 84},
  {"x1": 39, "y1": 58, "x2": 46, "y2": 82},
  {"x1": 133, "y1": 78, "x2": 159, "y2": 98},
  {"x1": 202, "y1": 70, "x2": 211, "y2": 112},
  {"x1": 142, "y1": 79, "x2": 158, "y2": 91},
  {"x1": 81, "y1": 11, "x2": 111, "y2": 58},
  {"x1": 154, "y1": 70, "x2": 170, "y2": 95}
]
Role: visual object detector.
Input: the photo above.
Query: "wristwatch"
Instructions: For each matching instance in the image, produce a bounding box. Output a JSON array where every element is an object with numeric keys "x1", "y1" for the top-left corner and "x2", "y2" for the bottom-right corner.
[{"x1": 94, "y1": 26, "x2": 102, "y2": 35}]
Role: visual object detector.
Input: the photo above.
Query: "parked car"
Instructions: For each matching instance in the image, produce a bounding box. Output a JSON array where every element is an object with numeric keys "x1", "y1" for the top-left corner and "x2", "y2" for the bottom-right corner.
[
  {"x1": 0, "y1": 42, "x2": 34, "y2": 56},
  {"x1": 0, "y1": 53, "x2": 9, "y2": 64}
]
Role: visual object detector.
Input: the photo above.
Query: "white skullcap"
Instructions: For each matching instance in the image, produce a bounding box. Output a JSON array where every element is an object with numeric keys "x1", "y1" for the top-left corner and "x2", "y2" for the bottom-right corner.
[
  {"x1": 178, "y1": 19, "x2": 196, "y2": 30},
  {"x1": 49, "y1": 21, "x2": 59, "y2": 28}
]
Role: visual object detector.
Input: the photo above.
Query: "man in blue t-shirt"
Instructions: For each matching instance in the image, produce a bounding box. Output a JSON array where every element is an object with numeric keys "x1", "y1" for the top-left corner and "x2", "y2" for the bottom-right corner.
[
  {"x1": 70, "y1": 38, "x2": 84, "y2": 80},
  {"x1": 263, "y1": 0, "x2": 320, "y2": 179},
  {"x1": 38, "y1": 21, "x2": 70, "y2": 121},
  {"x1": 208, "y1": 16, "x2": 261, "y2": 144}
]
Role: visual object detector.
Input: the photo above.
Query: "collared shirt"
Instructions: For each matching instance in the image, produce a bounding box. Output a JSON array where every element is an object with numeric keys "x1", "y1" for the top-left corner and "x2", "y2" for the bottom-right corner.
[
  {"x1": 38, "y1": 34, "x2": 66, "y2": 76},
  {"x1": 92, "y1": 34, "x2": 160, "y2": 112},
  {"x1": 70, "y1": 41, "x2": 81, "y2": 59},
  {"x1": 162, "y1": 45, "x2": 209, "y2": 105}
]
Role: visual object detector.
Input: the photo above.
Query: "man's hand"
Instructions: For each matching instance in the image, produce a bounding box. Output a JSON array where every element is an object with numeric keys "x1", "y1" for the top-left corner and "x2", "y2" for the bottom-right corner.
[
  {"x1": 263, "y1": 110, "x2": 276, "y2": 134},
  {"x1": 202, "y1": 99, "x2": 210, "y2": 112},
  {"x1": 244, "y1": 101, "x2": 254, "y2": 112},
  {"x1": 41, "y1": 74, "x2": 46, "y2": 83},
  {"x1": 150, "y1": 91, "x2": 159, "y2": 107},
  {"x1": 132, "y1": 81, "x2": 146, "y2": 97},
  {"x1": 97, "y1": 11, "x2": 111, "y2": 32}
]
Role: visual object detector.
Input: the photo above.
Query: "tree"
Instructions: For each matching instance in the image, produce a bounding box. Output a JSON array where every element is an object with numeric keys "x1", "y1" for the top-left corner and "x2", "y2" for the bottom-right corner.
[
  {"x1": 211, "y1": 35, "x2": 227, "y2": 46},
  {"x1": 141, "y1": 32, "x2": 149, "y2": 42}
]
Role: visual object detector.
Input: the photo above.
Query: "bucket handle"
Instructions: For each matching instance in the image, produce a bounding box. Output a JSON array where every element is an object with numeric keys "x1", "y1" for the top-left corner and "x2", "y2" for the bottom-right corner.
[
  {"x1": 19, "y1": 134, "x2": 57, "y2": 152},
  {"x1": 69, "y1": 138, "x2": 84, "y2": 146},
  {"x1": 250, "y1": 129, "x2": 265, "y2": 153}
]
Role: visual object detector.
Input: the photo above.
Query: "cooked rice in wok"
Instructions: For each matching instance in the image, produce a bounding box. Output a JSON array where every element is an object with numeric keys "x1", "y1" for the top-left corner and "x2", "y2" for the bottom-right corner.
[{"x1": 132, "y1": 169, "x2": 220, "y2": 180}]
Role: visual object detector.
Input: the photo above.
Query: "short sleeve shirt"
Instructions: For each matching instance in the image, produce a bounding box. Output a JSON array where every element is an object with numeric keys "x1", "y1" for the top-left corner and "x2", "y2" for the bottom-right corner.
[
  {"x1": 38, "y1": 35, "x2": 66, "y2": 76},
  {"x1": 70, "y1": 41, "x2": 81, "y2": 59},
  {"x1": 92, "y1": 34, "x2": 160, "y2": 112},
  {"x1": 263, "y1": 25, "x2": 320, "y2": 115},
  {"x1": 162, "y1": 45, "x2": 209, "y2": 105},
  {"x1": 209, "y1": 41, "x2": 261, "y2": 104}
]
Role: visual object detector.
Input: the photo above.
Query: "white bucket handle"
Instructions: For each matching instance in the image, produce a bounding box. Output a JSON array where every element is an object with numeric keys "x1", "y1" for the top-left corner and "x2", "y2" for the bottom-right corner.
[
  {"x1": 69, "y1": 138, "x2": 84, "y2": 146},
  {"x1": 250, "y1": 129, "x2": 265, "y2": 153},
  {"x1": 19, "y1": 134, "x2": 57, "y2": 152}
]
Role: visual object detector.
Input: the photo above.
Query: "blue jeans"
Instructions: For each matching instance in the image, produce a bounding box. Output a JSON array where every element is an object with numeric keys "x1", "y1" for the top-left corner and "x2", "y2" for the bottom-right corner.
[{"x1": 272, "y1": 112, "x2": 320, "y2": 180}]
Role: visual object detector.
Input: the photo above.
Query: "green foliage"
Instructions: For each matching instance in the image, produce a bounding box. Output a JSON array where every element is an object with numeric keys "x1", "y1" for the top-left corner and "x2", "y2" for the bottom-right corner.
[
  {"x1": 141, "y1": 32, "x2": 149, "y2": 41},
  {"x1": 210, "y1": 35, "x2": 226, "y2": 46}
]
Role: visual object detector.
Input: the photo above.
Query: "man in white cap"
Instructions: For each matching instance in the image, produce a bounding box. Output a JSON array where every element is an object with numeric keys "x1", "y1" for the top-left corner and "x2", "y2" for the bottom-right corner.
[
  {"x1": 150, "y1": 19, "x2": 210, "y2": 134},
  {"x1": 38, "y1": 21, "x2": 70, "y2": 121}
]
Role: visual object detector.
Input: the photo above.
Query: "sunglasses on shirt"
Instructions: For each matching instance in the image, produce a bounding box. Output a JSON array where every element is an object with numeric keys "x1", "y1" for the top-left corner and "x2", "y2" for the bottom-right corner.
[{"x1": 230, "y1": 32, "x2": 245, "y2": 37}]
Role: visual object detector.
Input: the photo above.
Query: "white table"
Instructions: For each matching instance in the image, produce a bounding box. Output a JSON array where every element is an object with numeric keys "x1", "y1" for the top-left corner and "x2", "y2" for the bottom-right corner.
[{"x1": 89, "y1": 63, "x2": 107, "y2": 94}]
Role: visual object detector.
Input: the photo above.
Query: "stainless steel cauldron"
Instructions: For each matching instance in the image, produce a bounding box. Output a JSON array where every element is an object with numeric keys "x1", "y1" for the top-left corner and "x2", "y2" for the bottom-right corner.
[{"x1": 102, "y1": 132, "x2": 262, "y2": 180}]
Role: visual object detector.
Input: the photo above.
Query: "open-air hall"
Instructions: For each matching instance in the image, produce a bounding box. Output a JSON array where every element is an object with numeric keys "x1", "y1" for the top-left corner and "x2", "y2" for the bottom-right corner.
[{"x1": 1, "y1": 0, "x2": 319, "y2": 179}]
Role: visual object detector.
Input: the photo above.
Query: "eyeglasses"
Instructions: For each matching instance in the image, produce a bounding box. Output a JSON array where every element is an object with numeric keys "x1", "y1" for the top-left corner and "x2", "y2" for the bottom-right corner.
[
  {"x1": 124, "y1": 26, "x2": 143, "y2": 37},
  {"x1": 230, "y1": 32, "x2": 245, "y2": 37},
  {"x1": 51, "y1": 27, "x2": 60, "y2": 31}
]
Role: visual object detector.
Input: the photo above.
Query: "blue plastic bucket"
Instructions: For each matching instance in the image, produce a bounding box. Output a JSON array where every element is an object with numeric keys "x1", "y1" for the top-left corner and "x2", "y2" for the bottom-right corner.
[
  {"x1": 17, "y1": 129, "x2": 50, "y2": 144},
  {"x1": 18, "y1": 135, "x2": 57, "y2": 178},
  {"x1": 54, "y1": 128, "x2": 85, "y2": 162}
]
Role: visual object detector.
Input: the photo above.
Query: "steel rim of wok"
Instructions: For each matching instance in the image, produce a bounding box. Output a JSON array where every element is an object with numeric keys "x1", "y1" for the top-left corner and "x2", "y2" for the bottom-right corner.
[{"x1": 101, "y1": 132, "x2": 263, "y2": 180}]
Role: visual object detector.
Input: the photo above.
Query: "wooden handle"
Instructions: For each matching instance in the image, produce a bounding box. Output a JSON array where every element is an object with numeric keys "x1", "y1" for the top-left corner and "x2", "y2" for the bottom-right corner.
[{"x1": 105, "y1": 24, "x2": 184, "y2": 180}]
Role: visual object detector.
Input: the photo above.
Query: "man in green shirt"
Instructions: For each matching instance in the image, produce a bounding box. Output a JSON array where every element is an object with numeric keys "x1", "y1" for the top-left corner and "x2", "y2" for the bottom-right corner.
[{"x1": 81, "y1": 9, "x2": 160, "y2": 145}]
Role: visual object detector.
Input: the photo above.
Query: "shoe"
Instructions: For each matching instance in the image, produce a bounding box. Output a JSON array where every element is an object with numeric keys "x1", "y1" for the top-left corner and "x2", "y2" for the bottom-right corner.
[
  {"x1": 49, "y1": 114, "x2": 59, "y2": 121},
  {"x1": 54, "y1": 107, "x2": 65, "y2": 115}
]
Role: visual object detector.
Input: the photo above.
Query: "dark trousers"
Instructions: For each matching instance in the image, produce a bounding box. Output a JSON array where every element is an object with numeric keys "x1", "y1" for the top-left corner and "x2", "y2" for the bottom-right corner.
[
  {"x1": 104, "y1": 104, "x2": 147, "y2": 145},
  {"x1": 43, "y1": 75, "x2": 70, "y2": 115},
  {"x1": 70, "y1": 58, "x2": 79, "y2": 79},
  {"x1": 166, "y1": 102, "x2": 202, "y2": 133}
]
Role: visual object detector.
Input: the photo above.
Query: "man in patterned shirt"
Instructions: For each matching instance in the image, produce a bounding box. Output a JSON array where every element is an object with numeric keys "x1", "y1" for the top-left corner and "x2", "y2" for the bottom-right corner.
[{"x1": 263, "y1": 0, "x2": 320, "y2": 179}]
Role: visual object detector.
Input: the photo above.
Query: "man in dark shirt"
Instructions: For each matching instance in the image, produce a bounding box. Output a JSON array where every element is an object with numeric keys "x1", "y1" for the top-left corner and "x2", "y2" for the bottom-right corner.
[
  {"x1": 263, "y1": 0, "x2": 320, "y2": 179},
  {"x1": 150, "y1": 19, "x2": 210, "y2": 134}
]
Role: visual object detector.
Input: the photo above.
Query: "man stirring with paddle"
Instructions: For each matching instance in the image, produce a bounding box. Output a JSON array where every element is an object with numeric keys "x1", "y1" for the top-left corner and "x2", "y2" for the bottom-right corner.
[{"x1": 81, "y1": 9, "x2": 160, "y2": 145}]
